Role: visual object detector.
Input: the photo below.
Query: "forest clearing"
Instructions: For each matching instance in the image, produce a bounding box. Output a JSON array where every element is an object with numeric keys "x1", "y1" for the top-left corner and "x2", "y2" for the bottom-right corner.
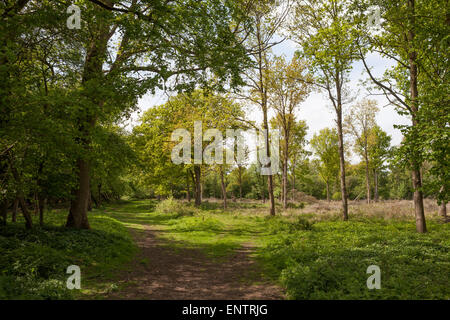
[
  {"x1": 1, "y1": 0, "x2": 448, "y2": 304},
  {"x1": 1, "y1": 198, "x2": 448, "y2": 299}
]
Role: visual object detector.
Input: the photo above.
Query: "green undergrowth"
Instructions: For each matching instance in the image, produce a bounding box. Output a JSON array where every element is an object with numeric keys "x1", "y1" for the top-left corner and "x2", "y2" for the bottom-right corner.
[
  {"x1": 260, "y1": 219, "x2": 449, "y2": 299},
  {"x1": 0, "y1": 208, "x2": 137, "y2": 299},
  {"x1": 106, "y1": 199, "x2": 450, "y2": 299},
  {"x1": 3, "y1": 199, "x2": 448, "y2": 300}
]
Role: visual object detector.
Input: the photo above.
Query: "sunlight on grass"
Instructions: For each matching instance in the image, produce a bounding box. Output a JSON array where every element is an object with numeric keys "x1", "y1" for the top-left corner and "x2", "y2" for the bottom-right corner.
[{"x1": 102, "y1": 199, "x2": 450, "y2": 300}]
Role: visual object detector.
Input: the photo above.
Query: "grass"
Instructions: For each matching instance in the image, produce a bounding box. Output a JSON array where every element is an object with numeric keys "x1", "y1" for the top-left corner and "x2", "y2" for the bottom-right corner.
[
  {"x1": 1, "y1": 198, "x2": 449, "y2": 300},
  {"x1": 105, "y1": 199, "x2": 449, "y2": 299},
  {"x1": 261, "y1": 219, "x2": 449, "y2": 299},
  {"x1": 0, "y1": 207, "x2": 137, "y2": 299}
]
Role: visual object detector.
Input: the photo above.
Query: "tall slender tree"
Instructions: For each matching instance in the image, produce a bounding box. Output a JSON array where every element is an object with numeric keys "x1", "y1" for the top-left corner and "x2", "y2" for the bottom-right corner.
[
  {"x1": 268, "y1": 55, "x2": 311, "y2": 209},
  {"x1": 345, "y1": 99, "x2": 378, "y2": 203},
  {"x1": 289, "y1": 0, "x2": 359, "y2": 220}
]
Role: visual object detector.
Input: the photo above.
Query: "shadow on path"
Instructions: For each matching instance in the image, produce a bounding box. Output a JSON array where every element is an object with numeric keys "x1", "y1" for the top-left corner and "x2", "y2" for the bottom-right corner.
[{"x1": 106, "y1": 224, "x2": 285, "y2": 300}]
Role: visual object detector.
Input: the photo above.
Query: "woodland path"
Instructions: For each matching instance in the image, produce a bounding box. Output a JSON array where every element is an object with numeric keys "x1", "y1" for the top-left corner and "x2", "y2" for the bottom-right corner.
[{"x1": 106, "y1": 222, "x2": 285, "y2": 300}]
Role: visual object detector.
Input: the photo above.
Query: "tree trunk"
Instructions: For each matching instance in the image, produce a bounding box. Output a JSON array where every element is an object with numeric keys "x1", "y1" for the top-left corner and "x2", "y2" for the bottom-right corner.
[
  {"x1": 263, "y1": 118, "x2": 276, "y2": 215},
  {"x1": 336, "y1": 111, "x2": 349, "y2": 221},
  {"x1": 256, "y1": 19, "x2": 275, "y2": 216},
  {"x1": 34, "y1": 192, "x2": 39, "y2": 216},
  {"x1": 326, "y1": 180, "x2": 330, "y2": 202},
  {"x1": 438, "y1": 202, "x2": 447, "y2": 220},
  {"x1": 186, "y1": 173, "x2": 191, "y2": 202},
  {"x1": 373, "y1": 169, "x2": 379, "y2": 202},
  {"x1": 282, "y1": 137, "x2": 288, "y2": 209},
  {"x1": 18, "y1": 196, "x2": 33, "y2": 229},
  {"x1": 66, "y1": 159, "x2": 90, "y2": 229},
  {"x1": 38, "y1": 194, "x2": 46, "y2": 226},
  {"x1": 238, "y1": 166, "x2": 243, "y2": 200},
  {"x1": 7, "y1": 153, "x2": 32, "y2": 229},
  {"x1": 292, "y1": 163, "x2": 296, "y2": 201},
  {"x1": 261, "y1": 173, "x2": 266, "y2": 203},
  {"x1": 364, "y1": 149, "x2": 371, "y2": 204},
  {"x1": 438, "y1": 186, "x2": 447, "y2": 221},
  {"x1": 408, "y1": 0, "x2": 426, "y2": 233},
  {"x1": 87, "y1": 190, "x2": 93, "y2": 212},
  {"x1": 193, "y1": 165, "x2": 201, "y2": 206},
  {"x1": 201, "y1": 180, "x2": 204, "y2": 202},
  {"x1": 0, "y1": 200, "x2": 7, "y2": 225},
  {"x1": 411, "y1": 169, "x2": 426, "y2": 232},
  {"x1": 66, "y1": 8, "x2": 112, "y2": 229},
  {"x1": 220, "y1": 167, "x2": 227, "y2": 209},
  {"x1": 12, "y1": 197, "x2": 18, "y2": 222}
]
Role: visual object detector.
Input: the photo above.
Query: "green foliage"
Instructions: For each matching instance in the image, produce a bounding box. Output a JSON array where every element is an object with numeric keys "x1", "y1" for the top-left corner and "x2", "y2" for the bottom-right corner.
[
  {"x1": 332, "y1": 192, "x2": 342, "y2": 201},
  {"x1": 267, "y1": 216, "x2": 314, "y2": 234},
  {"x1": 103, "y1": 200, "x2": 449, "y2": 300},
  {"x1": 155, "y1": 197, "x2": 195, "y2": 216},
  {"x1": 261, "y1": 219, "x2": 450, "y2": 299},
  {"x1": 286, "y1": 202, "x2": 305, "y2": 209},
  {"x1": 130, "y1": 90, "x2": 246, "y2": 199},
  {"x1": 0, "y1": 210, "x2": 136, "y2": 299},
  {"x1": 310, "y1": 128, "x2": 340, "y2": 192}
]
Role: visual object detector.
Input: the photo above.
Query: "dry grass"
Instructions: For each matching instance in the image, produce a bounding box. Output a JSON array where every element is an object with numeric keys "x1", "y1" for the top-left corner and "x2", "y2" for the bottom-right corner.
[
  {"x1": 181, "y1": 197, "x2": 447, "y2": 222},
  {"x1": 280, "y1": 198, "x2": 447, "y2": 221}
]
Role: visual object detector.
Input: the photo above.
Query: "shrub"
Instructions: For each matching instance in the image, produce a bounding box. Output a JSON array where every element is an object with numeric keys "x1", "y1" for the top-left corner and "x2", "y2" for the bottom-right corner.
[
  {"x1": 286, "y1": 202, "x2": 306, "y2": 209},
  {"x1": 267, "y1": 216, "x2": 314, "y2": 234},
  {"x1": 155, "y1": 197, "x2": 195, "y2": 216},
  {"x1": 332, "y1": 192, "x2": 342, "y2": 201}
]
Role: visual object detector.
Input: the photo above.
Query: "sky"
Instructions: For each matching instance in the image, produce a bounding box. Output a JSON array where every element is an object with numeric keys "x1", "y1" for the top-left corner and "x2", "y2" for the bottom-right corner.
[{"x1": 125, "y1": 37, "x2": 411, "y2": 164}]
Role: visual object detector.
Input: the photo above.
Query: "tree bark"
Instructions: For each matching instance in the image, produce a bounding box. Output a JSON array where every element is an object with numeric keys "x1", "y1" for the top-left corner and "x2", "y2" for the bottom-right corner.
[
  {"x1": 261, "y1": 172, "x2": 266, "y2": 203},
  {"x1": 67, "y1": 6, "x2": 112, "y2": 228},
  {"x1": 38, "y1": 194, "x2": 46, "y2": 226},
  {"x1": 438, "y1": 186, "x2": 447, "y2": 221},
  {"x1": 193, "y1": 165, "x2": 202, "y2": 206},
  {"x1": 220, "y1": 166, "x2": 227, "y2": 209},
  {"x1": 408, "y1": 0, "x2": 426, "y2": 233},
  {"x1": 364, "y1": 148, "x2": 371, "y2": 204},
  {"x1": 0, "y1": 200, "x2": 7, "y2": 225},
  {"x1": 66, "y1": 159, "x2": 90, "y2": 229},
  {"x1": 326, "y1": 180, "x2": 330, "y2": 202},
  {"x1": 263, "y1": 118, "x2": 276, "y2": 216},
  {"x1": 12, "y1": 197, "x2": 18, "y2": 222},
  {"x1": 411, "y1": 169, "x2": 426, "y2": 232},
  {"x1": 7, "y1": 153, "x2": 32, "y2": 229},
  {"x1": 292, "y1": 163, "x2": 296, "y2": 201},
  {"x1": 373, "y1": 169, "x2": 379, "y2": 202},
  {"x1": 256, "y1": 18, "x2": 275, "y2": 216},
  {"x1": 238, "y1": 166, "x2": 243, "y2": 200},
  {"x1": 438, "y1": 202, "x2": 447, "y2": 220},
  {"x1": 88, "y1": 190, "x2": 93, "y2": 212},
  {"x1": 34, "y1": 192, "x2": 39, "y2": 216},
  {"x1": 336, "y1": 110, "x2": 349, "y2": 221},
  {"x1": 18, "y1": 196, "x2": 32, "y2": 229},
  {"x1": 186, "y1": 173, "x2": 191, "y2": 202},
  {"x1": 282, "y1": 137, "x2": 288, "y2": 209}
]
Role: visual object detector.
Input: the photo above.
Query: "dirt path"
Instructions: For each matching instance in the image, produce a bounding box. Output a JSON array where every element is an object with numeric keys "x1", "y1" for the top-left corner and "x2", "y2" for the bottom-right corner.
[{"x1": 106, "y1": 224, "x2": 285, "y2": 300}]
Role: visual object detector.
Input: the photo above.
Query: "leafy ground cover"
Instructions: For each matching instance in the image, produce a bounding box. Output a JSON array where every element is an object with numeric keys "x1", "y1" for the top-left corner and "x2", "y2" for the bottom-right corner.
[
  {"x1": 0, "y1": 207, "x2": 137, "y2": 299},
  {"x1": 1, "y1": 199, "x2": 448, "y2": 299}
]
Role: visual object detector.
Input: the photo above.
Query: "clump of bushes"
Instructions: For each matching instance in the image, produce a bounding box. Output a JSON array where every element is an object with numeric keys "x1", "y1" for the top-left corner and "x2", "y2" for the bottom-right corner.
[
  {"x1": 332, "y1": 192, "x2": 342, "y2": 201},
  {"x1": 155, "y1": 197, "x2": 195, "y2": 216},
  {"x1": 267, "y1": 216, "x2": 315, "y2": 234},
  {"x1": 286, "y1": 202, "x2": 306, "y2": 209},
  {"x1": 199, "y1": 201, "x2": 221, "y2": 211}
]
